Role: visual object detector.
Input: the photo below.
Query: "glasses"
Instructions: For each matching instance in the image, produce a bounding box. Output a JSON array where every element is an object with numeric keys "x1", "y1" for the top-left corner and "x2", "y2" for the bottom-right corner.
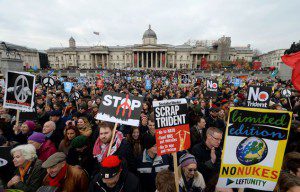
[
  {"x1": 209, "y1": 133, "x2": 222, "y2": 141},
  {"x1": 188, "y1": 169, "x2": 197, "y2": 173}
]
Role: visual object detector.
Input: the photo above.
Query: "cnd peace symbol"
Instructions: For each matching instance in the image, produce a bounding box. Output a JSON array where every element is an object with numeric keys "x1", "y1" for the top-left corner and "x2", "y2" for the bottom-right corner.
[
  {"x1": 42, "y1": 77, "x2": 55, "y2": 87},
  {"x1": 14, "y1": 75, "x2": 31, "y2": 103}
]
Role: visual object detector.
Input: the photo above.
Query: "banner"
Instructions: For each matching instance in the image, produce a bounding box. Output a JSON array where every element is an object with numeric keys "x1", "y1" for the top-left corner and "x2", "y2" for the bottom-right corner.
[
  {"x1": 63, "y1": 82, "x2": 73, "y2": 93},
  {"x1": 217, "y1": 107, "x2": 292, "y2": 191},
  {"x1": 181, "y1": 74, "x2": 189, "y2": 85},
  {"x1": 95, "y1": 91, "x2": 143, "y2": 126},
  {"x1": 0, "y1": 79, "x2": 5, "y2": 88},
  {"x1": 145, "y1": 79, "x2": 152, "y2": 90},
  {"x1": 205, "y1": 79, "x2": 218, "y2": 98},
  {"x1": 234, "y1": 78, "x2": 241, "y2": 87},
  {"x1": 153, "y1": 99, "x2": 190, "y2": 156},
  {"x1": 246, "y1": 86, "x2": 272, "y2": 108},
  {"x1": 3, "y1": 71, "x2": 35, "y2": 111}
]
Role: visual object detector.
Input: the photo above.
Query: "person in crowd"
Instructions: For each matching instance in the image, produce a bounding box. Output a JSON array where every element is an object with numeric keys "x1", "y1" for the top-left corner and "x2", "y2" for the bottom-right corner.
[
  {"x1": 192, "y1": 127, "x2": 223, "y2": 183},
  {"x1": 0, "y1": 135, "x2": 15, "y2": 186},
  {"x1": 7, "y1": 144, "x2": 46, "y2": 192},
  {"x1": 58, "y1": 125, "x2": 80, "y2": 155},
  {"x1": 205, "y1": 108, "x2": 226, "y2": 131},
  {"x1": 178, "y1": 153, "x2": 206, "y2": 192},
  {"x1": 36, "y1": 105, "x2": 49, "y2": 129},
  {"x1": 126, "y1": 126, "x2": 143, "y2": 158},
  {"x1": 13, "y1": 121, "x2": 36, "y2": 144},
  {"x1": 136, "y1": 133, "x2": 172, "y2": 192},
  {"x1": 42, "y1": 121, "x2": 61, "y2": 148},
  {"x1": 155, "y1": 170, "x2": 176, "y2": 192},
  {"x1": 77, "y1": 116, "x2": 93, "y2": 137},
  {"x1": 27, "y1": 132, "x2": 57, "y2": 162},
  {"x1": 282, "y1": 152, "x2": 300, "y2": 178},
  {"x1": 0, "y1": 113, "x2": 14, "y2": 141},
  {"x1": 190, "y1": 117, "x2": 206, "y2": 148},
  {"x1": 42, "y1": 152, "x2": 89, "y2": 192},
  {"x1": 93, "y1": 121, "x2": 135, "y2": 172},
  {"x1": 89, "y1": 155, "x2": 140, "y2": 192},
  {"x1": 278, "y1": 172, "x2": 300, "y2": 192},
  {"x1": 49, "y1": 110, "x2": 65, "y2": 144},
  {"x1": 66, "y1": 135, "x2": 95, "y2": 177}
]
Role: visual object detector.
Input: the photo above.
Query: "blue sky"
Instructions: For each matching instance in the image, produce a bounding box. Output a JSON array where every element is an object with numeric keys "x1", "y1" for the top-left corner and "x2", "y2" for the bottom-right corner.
[{"x1": 0, "y1": 0, "x2": 299, "y2": 53}]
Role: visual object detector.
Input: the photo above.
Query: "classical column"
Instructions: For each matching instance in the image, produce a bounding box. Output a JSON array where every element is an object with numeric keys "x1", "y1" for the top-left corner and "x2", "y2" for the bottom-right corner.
[
  {"x1": 155, "y1": 52, "x2": 158, "y2": 69},
  {"x1": 173, "y1": 54, "x2": 175, "y2": 69},
  {"x1": 160, "y1": 52, "x2": 163, "y2": 69},
  {"x1": 137, "y1": 52, "x2": 140, "y2": 69},
  {"x1": 146, "y1": 52, "x2": 149, "y2": 68},
  {"x1": 151, "y1": 52, "x2": 153, "y2": 68},
  {"x1": 124, "y1": 53, "x2": 127, "y2": 68},
  {"x1": 141, "y1": 52, "x2": 144, "y2": 68},
  {"x1": 101, "y1": 55, "x2": 104, "y2": 69},
  {"x1": 195, "y1": 54, "x2": 198, "y2": 68},
  {"x1": 106, "y1": 54, "x2": 109, "y2": 69},
  {"x1": 95, "y1": 55, "x2": 98, "y2": 68}
]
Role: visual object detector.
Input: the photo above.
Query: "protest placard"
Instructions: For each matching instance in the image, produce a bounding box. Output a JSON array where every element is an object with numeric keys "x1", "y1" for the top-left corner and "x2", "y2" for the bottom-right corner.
[
  {"x1": 246, "y1": 86, "x2": 272, "y2": 108},
  {"x1": 95, "y1": 91, "x2": 143, "y2": 126},
  {"x1": 153, "y1": 98, "x2": 190, "y2": 156},
  {"x1": 3, "y1": 71, "x2": 35, "y2": 111},
  {"x1": 204, "y1": 79, "x2": 218, "y2": 98},
  {"x1": 145, "y1": 79, "x2": 151, "y2": 90},
  {"x1": 217, "y1": 107, "x2": 292, "y2": 191},
  {"x1": 63, "y1": 82, "x2": 73, "y2": 93}
]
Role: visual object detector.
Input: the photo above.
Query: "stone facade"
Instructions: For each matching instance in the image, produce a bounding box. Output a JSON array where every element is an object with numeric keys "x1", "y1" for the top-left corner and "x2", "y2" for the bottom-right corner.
[
  {"x1": 258, "y1": 49, "x2": 286, "y2": 68},
  {"x1": 0, "y1": 42, "x2": 40, "y2": 69},
  {"x1": 46, "y1": 26, "x2": 253, "y2": 69}
]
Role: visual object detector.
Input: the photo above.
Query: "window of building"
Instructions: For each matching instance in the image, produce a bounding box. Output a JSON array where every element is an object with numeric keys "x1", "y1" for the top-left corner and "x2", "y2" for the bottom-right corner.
[
  {"x1": 61, "y1": 56, "x2": 63, "y2": 60},
  {"x1": 69, "y1": 55, "x2": 71, "y2": 60},
  {"x1": 84, "y1": 55, "x2": 86, "y2": 60}
]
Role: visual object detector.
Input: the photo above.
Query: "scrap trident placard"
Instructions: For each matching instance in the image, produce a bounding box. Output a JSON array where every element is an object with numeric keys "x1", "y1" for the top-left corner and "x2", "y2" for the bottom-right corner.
[
  {"x1": 153, "y1": 98, "x2": 190, "y2": 156},
  {"x1": 217, "y1": 107, "x2": 292, "y2": 191}
]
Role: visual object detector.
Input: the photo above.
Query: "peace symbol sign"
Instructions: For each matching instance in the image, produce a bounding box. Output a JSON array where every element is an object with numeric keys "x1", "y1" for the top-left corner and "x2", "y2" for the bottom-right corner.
[
  {"x1": 281, "y1": 89, "x2": 292, "y2": 98},
  {"x1": 14, "y1": 75, "x2": 30, "y2": 103},
  {"x1": 71, "y1": 91, "x2": 80, "y2": 101},
  {"x1": 43, "y1": 77, "x2": 55, "y2": 87}
]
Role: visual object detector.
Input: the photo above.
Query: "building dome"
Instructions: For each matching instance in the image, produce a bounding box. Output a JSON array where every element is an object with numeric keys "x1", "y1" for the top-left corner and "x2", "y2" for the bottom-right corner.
[{"x1": 143, "y1": 25, "x2": 157, "y2": 39}]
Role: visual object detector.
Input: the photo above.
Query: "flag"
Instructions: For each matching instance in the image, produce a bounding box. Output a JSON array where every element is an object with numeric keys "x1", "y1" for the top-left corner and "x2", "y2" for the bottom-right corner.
[
  {"x1": 282, "y1": 51, "x2": 300, "y2": 91},
  {"x1": 93, "y1": 32, "x2": 100, "y2": 35}
]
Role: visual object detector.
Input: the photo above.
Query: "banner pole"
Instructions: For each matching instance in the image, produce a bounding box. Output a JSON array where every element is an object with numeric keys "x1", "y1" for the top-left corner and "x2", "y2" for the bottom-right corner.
[
  {"x1": 15, "y1": 109, "x2": 20, "y2": 126},
  {"x1": 238, "y1": 189, "x2": 244, "y2": 192},
  {"x1": 45, "y1": 87, "x2": 49, "y2": 109},
  {"x1": 287, "y1": 97, "x2": 295, "y2": 120},
  {"x1": 209, "y1": 98, "x2": 212, "y2": 108},
  {"x1": 172, "y1": 152, "x2": 180, "y2": 192},
  {"x1": 107, "y1": 123, "x2": 118, "y2": 156}
]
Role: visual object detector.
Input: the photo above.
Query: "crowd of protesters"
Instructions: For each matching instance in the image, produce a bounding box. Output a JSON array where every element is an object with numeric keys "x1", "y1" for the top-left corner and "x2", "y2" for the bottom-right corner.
[{"x1": 0, "y1": 69, "x2": 300, "y2": 192}]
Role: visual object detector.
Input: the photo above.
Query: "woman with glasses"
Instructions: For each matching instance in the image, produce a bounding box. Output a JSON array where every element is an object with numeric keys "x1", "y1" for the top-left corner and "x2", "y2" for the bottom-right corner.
[{"x1": 178, "y1": 153, "x2": 206, "y2": 192}]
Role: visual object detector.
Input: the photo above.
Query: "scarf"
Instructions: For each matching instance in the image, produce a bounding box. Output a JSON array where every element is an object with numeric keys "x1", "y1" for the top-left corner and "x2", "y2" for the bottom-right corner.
[
  {"x1": 47, "y1": 164, "x2": 68, "y2": 188},
  {"x1": 93, "y1": 130, "x2": 124, "y2": 162},
  {"x1": 19, "y1": 161, "x2": 32, "y2": 182}
]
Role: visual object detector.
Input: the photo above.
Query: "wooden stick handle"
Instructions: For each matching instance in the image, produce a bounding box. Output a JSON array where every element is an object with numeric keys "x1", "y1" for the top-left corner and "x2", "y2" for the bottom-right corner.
[
  {"x1": 15, "y1": 109, "x2": 20, "y2": 126},
  {"x1": 172, "y1": 152, "x2": 180, "y2": 192},
  {"x1": 107, "y1": 123, "x2": 118, "y2": 156},
  {"x1": 238, "y1": 189, "x2": 244, "y2": 192},
  {"x1": 45, "y1": 88, "x2": 49, "y2": 108}
]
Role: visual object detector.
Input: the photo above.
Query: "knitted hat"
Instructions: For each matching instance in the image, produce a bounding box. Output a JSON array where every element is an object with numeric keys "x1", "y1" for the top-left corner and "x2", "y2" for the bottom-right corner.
[
  {"x1": 142, "y1": 133, "x2": 156, "y2": 150},
  {"x1": 179, "y1": 153, "x2": 197, "y2": 167},
  {"x1": 100, "y1": 155, "x2": 122, "y2": 179},
  {"x1": 24, "y1": 120, "x2": 36, "y2": 131},
  {"x1": 28, "y1": 132, "x2": 46, "y2": 144},
  {"x1": 71, "y1": 135, "x2": 88, "y2": 148}
]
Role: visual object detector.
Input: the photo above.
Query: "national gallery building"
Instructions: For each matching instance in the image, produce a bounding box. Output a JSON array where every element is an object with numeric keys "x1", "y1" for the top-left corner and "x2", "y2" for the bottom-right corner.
[{"x1": 47, "y1": 26, "x2": 253, "y2": 70}]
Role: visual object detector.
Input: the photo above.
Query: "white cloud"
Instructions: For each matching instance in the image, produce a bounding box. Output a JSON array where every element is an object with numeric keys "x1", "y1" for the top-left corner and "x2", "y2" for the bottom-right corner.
[{"x1": 0, "y1": 0, "x2": 299, "y2": 53}]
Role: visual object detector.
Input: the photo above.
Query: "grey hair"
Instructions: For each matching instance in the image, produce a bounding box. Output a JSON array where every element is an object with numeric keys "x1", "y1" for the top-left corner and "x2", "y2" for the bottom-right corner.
[
  {"x1": 47, "y1": 121, "x2": 56, "y2": 130},
  {"x1": 11, "y1": 144, "x2": 37, "y2": 161}
]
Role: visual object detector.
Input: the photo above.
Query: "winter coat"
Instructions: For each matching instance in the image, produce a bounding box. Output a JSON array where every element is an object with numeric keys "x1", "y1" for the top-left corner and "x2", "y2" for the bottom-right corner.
[
  {"x1": 12, "y1": 159, "x2": 46, "y2": 192},
  {"x1": 136, "y1": 149, "x2": 172, "y2": 192},
  {"x1": 191, "y1": 141, "x2": 222, "y2": 183},
  {"x1": 43, "y1": 164, "x2": 89, "y2": 192},
  {"x1": 38, "y1": 140, "x2": 57, "y2": 162},
  {"x1": 178, "y1": 166, "x2": 206, "y2": 192},
  {"x1": 190, "y1": 125, "x2": 205, "y2": 148},
  {"x1": 88, "y1": 169, "x2": 140, "y2": 192}
]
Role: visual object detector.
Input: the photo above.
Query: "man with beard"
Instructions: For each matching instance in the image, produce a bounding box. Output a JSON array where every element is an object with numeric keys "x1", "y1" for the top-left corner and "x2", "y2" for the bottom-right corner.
[{"x1": 205, "y1": 108, "x2": 226, "y2": 132}]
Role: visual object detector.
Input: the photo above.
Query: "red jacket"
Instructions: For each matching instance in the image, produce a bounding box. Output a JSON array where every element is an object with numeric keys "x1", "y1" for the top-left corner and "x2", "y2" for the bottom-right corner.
[{"x1": 38, "y1": 140, "x2": 57, "y2": 162}]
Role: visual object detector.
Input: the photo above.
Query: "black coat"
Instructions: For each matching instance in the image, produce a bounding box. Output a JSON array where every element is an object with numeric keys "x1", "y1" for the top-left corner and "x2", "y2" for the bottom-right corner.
[
  {"x1": 190, "y1": 125, "x2": 205, "y2": 149},
  {"x1": 88, "y1": 169, "x2": 140, "y2": 192},
  {"x1": 191, "y1": 141, "x2": 222, "y2": 183}
]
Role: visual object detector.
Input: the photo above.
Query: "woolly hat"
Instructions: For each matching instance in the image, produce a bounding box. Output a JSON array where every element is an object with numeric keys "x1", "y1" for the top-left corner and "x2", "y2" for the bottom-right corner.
[
  {"x1": 142, "y1": 133, "x2": 156, "y2": 150},
  {"x1": 100, "y1": 155, "x2": 122, "y2": 179},
  {"x1": 179, "y1": 153, "x2": 197, "y2": 167},
  {"x1": 28, "y1": 132, "x2": 46, "y2": 144},
  {"x1": 71, "y1": 135, "x2": 88, "y2": 148},
  {"x1": 23, "y1": 120, "x2": 36, "y2": 131}
]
